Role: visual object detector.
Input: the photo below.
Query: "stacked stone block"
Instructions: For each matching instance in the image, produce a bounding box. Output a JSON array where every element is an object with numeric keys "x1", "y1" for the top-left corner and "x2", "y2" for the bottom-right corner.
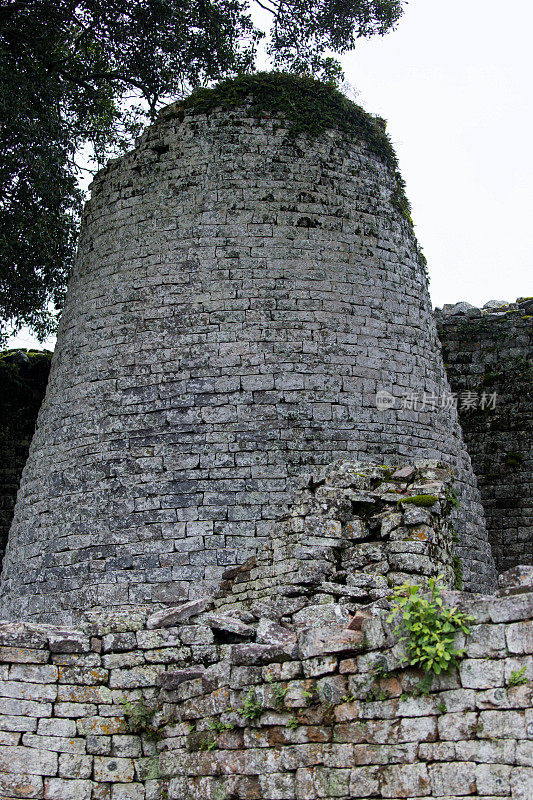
[
  {"x1": 436, "y1": 300, "x2": 532, "y2": 572},
  {"x1": 0, "y1": 77, "x2": 494, "y2": 624},
  {"x1": 0, "y1": 566, "x2": 530, "y2": 800},
  {"x1": 213, "y1": 460, "x2": 458, "y2": 619}
]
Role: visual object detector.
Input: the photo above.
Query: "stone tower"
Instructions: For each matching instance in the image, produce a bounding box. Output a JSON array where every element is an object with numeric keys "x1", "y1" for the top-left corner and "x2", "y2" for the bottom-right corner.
[{"x1": 0, "y1": 75, "x2": 495, "y2": 623}]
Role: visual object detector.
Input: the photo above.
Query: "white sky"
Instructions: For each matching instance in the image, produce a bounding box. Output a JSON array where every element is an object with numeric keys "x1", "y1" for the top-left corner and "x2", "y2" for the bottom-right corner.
[
  {"x1": 340, "y1": 0, "x2": 533, "y2": 308},
  {"x1": 8, "y1": 0, "x2": 532, "y2": 350}
]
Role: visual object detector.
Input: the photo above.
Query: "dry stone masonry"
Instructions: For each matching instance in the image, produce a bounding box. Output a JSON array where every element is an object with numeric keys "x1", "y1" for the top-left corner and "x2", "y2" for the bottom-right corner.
[
  {"x1": 436, "y1": 299, "x2": 532, "y2": 573},
  {"x1": 212, "y1": 461, "x2": 458, "y2": 617},
  {"x1": 0, "y1": 76, "x2": 494, "y2": 624},
  {"x1": 3, "y1": 300, "x2": 533, "y2": 583},
  {"x1": 0, "y1": 468, "x2": 530, "y2": 799},
  {"x1": 0, "y1": 75, "x2": 529, "y2": 797}
]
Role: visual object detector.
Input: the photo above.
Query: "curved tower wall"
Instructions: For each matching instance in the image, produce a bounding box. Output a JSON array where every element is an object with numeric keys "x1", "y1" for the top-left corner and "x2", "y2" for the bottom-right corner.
[{"x1": 0, "y1": 97, "x2": 495, "y2": 622}]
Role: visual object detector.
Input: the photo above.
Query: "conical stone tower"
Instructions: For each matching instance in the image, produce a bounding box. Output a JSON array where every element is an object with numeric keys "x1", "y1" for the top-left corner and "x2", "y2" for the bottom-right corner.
[{"x1": 0, "y1": 75, "x2": 495, "y2": 623}]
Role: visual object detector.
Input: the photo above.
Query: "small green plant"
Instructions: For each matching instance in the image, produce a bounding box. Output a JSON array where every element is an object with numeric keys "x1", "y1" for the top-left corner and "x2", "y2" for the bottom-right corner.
[
  {"x1": 287, "y1": 716, "x2": 299, "y2": 730},
  {"x1": 270, "y1": 682, "x2": 289, "y2": 708},
  {"x1": 238, "y1": 689, "x2": 263, "y2": 722},
  {"x1": 366, "y1": 685, "x2": 391, "y2": 702},
  {"x1": 387, "y1": 576, "x2": 474, "y2": 676},
  {"x1": 302, "y1": 683, "x2": 318, "y2": 704},
  {"x1": 446, "y1": 487, "x2": 459, "y2": 508},
  {"x1": 437, "y1": 701, "x2": 448, "y2": 714},
  {"x1": 208, "y1": 718, "x2": 235, "y2": 733},
  {"x1": 453, "y1": 555, "x2": 463, "y2": 589},
  {"x1": 341, "y1": 693, "x2": 356, "y2": 704},
  {"x1": 507, "y1": 665, "x2": 527, "y2": 686},
  {"x1": 413, "y1": 672, "x2": 434, "y2": 696},
  {"x1": 198, "y1": 734, "x2": 218, "y2": 751},
  {"x1": 371, "y1": 661, "x2": 391, "y2": 680},
  {"x1": 123, "y1": 699, "x2": 164, "y2": 741},
  {"x1": 321, "y1": 702, "x2": 337, "y2": 724}
]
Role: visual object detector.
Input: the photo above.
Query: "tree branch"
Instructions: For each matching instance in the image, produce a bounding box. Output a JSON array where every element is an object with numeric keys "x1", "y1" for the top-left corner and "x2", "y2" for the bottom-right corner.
[{"x1": 252, "y1": 0, "x2": 279, "y2": 15}]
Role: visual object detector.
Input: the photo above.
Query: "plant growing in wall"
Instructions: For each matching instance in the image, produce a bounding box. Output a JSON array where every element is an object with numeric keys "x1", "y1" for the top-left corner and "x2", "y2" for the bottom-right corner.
[
  {"x1": 238, "y1": 688, "x2": 263, "y2": 723},
  {"x1": 123, "y1": 698, "x2": 165, "y2": 741},
  {"x1": 387, "y1": 575, "x2": 474, "y2": 677}
]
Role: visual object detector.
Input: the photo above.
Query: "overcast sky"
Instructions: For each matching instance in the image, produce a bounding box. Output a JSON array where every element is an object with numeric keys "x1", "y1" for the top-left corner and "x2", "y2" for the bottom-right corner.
[
  {"x1": 340, "y1": 0, "x2": 532, "y2": 308},
  {"x1": 8, "y1": 0, "x2": 532, "y2": 349}
]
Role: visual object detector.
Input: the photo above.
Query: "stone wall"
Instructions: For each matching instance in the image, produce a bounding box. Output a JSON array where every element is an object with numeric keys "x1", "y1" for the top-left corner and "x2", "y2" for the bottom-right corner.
[
  {"x1": 0, "y1": 461, "x2": 530, "y2": 799},
  {"x1": 436, "y1": 300, "x2": 533, "y2": 573},
  {"x1": 0, "y1": 351, "x2": 51, "y2": 570},
  {"x1": 0, "y1": 572, "x2": 530, "y2": 799},
  {"x1": 0, "y1": 76, "x2": 494, "y2": 625},
  {"x1": 2, "y1": 297, "x2": 532, "y2": 594}
]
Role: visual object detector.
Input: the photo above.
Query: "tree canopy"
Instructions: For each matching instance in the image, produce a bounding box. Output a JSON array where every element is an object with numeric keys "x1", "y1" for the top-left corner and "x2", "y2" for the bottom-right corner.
[{"x1": 0, "y1": 0, "x2": 405, "y2": 344}]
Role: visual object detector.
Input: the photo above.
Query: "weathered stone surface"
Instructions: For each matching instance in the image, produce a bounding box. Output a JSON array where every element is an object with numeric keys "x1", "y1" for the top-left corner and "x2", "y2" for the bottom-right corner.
[
  {"x1": 380, "y1": 763, "x2": 431, "y2": 797},
  {"x1": 230, "y1": 642, "x2": 298, "y2": 665},
  {"x1": 146, "y1": 599, "x2": 211, "y2": 629},
  {"x1": 0, "y1": 771, "x2": 43, "y2": 798},
  {"x1": 205, "y1": 614, "x2": 255, "y2": 638},
  {"x1": 505, "y1": 620, "x2": 533, "y2": 655},
  {"x1": 94, "y1": 756, "x2": 135, "y2": 783},
  {"x1": 48, "y1": 631, "x2": 89, "y2": 654},
  {"x1": 292, "y1": 605, "x2": 351, "y2": 629},
  {"x1": 489, "y1": 593, "x2": 533, "y2": 623},
  {"x1": 498, "y1": 566, "x2": 533, "y2": 595},
  {"x1": 0, "y1": 744, "x2": 58, "y2": 775},
  {"x1": 157, "y1": 667, "x2": 205, "y2": 689},
  {"x1": 44, "y1": 778, "x2": 92, "y2": 800},
  {"x1": 256, "y1": 619, "x2": 297, "y2": 646},
  {"x1": 299, "y1": 626, "x2": 365, "y2": 659},
  {"x1": 10, "y1": 664, "x2": 58, "y2": 683},
  {"x1": 0, "y1": 623, "x2": 48, "y2": 649},
  {"x1": 429, "y1": 761, "x2": 477, "y2": 795},
  {"x1": 460, "y1": 658, "x2": 505, "y2": 689}
]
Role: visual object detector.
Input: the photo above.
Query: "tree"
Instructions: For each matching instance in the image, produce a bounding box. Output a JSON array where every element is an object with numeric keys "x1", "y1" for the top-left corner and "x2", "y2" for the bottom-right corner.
[{"x1": 0, "y1": 0, "x2": 405, "y2": 344}]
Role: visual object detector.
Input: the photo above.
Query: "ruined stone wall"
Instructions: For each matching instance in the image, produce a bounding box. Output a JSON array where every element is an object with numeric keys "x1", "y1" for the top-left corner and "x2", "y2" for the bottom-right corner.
[
  {"x1": 0, "y1": 77, "x2": 494, "y2": 625},
  {"x1": 0, "y1": 461, "x2": 530, "y2": 799},
  {"x1": 0, "y1": 572, "x2": 530, "y2": 800},
  {"x1": 436, "y1": 300, "x2": 533, "y2": 573},
  {"x1": 2, "y1": 297, "x2": 531, "y2": 596},
  {"x1": 0, "y1": 351, "x2": 51, "y2": 570}
]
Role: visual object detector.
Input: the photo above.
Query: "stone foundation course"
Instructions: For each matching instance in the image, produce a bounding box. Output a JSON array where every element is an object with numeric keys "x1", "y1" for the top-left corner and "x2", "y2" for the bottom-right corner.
[
  {"x1": 0, "y1": 569, "x2": 530, "y2": 800},
  {"x1": 0, "y1": 463, "x2": 530, "y2": 799}
]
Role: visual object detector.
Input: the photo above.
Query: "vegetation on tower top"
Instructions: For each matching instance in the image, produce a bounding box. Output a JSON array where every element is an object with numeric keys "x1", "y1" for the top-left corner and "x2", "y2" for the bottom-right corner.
[
  {"x1": 166, "y1": 71, "x2": 415, "y2": 234},
  {"x1": 169, "y1": 73, "x2": 397, "y2": 171}
]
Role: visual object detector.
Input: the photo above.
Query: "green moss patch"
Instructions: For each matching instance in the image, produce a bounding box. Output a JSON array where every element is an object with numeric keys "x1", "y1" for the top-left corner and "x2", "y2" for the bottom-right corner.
[
  {"x1": 398, "y1": 494, "x2": 439, "y2": 507},
  {"x1": 163, "y1": 72, "x2": 415, "y2": 229}
]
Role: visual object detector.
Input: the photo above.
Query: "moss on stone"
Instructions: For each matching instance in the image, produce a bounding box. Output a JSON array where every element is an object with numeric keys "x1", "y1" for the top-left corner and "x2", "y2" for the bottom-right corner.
[
  {"x1": 505, "y1": 451, "x2": 524, "y2": 468},
  {"x1": 163, "y1": 72, "x2": 414, "y2": 227},
  {"x1": 399, "y1": 494, "x2": 439, "y2": 507}
]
